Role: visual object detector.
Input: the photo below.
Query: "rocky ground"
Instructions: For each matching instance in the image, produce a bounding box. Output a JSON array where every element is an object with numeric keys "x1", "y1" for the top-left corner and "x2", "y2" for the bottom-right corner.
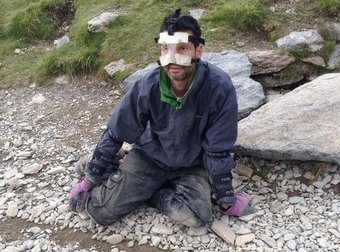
[{"x1": 0, "y1": 77, "x2": 339, "y2": 252}]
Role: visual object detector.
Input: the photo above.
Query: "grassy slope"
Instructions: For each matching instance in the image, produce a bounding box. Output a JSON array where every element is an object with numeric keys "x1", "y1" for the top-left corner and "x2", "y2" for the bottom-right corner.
[{"x1": 0, "y1": 0, "x2": 339, "y2": 87}]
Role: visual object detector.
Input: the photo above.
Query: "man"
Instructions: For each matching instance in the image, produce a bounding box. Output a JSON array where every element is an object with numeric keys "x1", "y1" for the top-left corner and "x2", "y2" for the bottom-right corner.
[{"x1": 69, "y1": 9, "x2": 252, "y2": 227}]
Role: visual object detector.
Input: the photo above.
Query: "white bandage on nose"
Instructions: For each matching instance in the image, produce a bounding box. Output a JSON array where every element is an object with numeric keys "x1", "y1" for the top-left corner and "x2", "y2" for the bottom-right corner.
[
  {"x1": 158, "y1": 32, "x2": 193, "y2": 67},
  {"x1": 159, "y1": 44, "x2": 192, "y2": 67}
]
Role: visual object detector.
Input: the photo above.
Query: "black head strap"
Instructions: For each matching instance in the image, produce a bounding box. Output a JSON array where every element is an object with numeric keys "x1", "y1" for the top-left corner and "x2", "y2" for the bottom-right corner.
[{"x1": 167, "y1": 9, "x2": 181, "y2": 35}]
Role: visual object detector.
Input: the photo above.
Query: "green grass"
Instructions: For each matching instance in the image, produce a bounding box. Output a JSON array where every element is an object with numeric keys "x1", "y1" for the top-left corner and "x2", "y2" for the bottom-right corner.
[
  {"x1": 312, "y1": 0, "x2": 340, "y2": 16},
  {"x1": 4, "y1": 0, "x2": 75, "y2": 42},
  {"x1": 0, "y1": 48, "x2": 43, "y2": 87},
  {"x1": 6, "y1": 4, "x2": 55, "y2": 42},
  {"x1": 203, "y1": 0, "x2": 269, "y2": 30},
  {"x1": 0, "y1": 0, "x2": 337, "y2": 87}
]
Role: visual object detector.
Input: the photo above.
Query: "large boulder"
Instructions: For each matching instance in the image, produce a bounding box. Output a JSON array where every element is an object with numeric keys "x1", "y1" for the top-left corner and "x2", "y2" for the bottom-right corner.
[
  {"x1": 201, "y1": 51, "x2": 265, "y2": 119},
  {"x1": 235, "y1": 73, "x2": 340, "y2": 165}
]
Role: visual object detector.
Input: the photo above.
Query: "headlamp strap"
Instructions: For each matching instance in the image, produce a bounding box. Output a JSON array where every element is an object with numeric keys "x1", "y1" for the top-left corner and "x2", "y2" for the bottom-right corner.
[{"x1": 167, "y1": 9, "x2": 181, "y2": 35}]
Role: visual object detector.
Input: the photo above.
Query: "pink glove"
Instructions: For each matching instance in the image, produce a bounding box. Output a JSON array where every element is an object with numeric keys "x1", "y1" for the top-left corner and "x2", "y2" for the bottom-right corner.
[
  {"x1": 223, "y1": 192, "x2": 253, "y2": 217},
  {"x1": 69, "y1": 179, "x2": 93, "y2": 213}
]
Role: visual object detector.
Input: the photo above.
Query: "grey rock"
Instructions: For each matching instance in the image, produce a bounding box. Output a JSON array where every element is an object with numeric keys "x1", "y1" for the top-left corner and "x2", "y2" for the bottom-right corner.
[
  {"x1": 21, "y1": 163, "x2": 43, "y2": 175},
  {"x1": 235, "y1": 73, "x2": 340, "y2": 165},
  {"x1": 122, "y1": 63, "x2": 158, "y2": 92},
  {"x1": 211, "y1": 220, "x2": 236, "y2": 245},
  {"x1": 328, "y1": 22, "x2": 340, "y2": 41},
  {"x1": 47, "y1": 166, "x2": 66, "y2": 175},
  {"x1": 258, "y1": 234, "x2": 276, "y2": 248},
  {"x1": 202, "y1": 51, "x2": 265, "y2": 119},
  {"x1": 151, "y1": 236, "x2": 161, "y2": 247},
  {"x1": 106, "y1": 234, "x2": 123, "y2": 245},
  {"x1": 187, "y1": 226, "x2": 208, "y2": 236},
  {"x1": 151, "y1": 223, "x2": 173, "y2": 235},
  {"x1": 247, "y1": 50, "x2": 295, "y2": 75},
  {"x1": 302, "y1": 56, "x2": 326, "y2": 67},
  {"x1": 286, "y1": 239, "x2": 297, "y2": 250},
  {"x1": 54, "y1": 35, "x2": 70, "y2": 48},
  {"x1": 6, "y1": 203, "x2": 18, "y2": 217},
  {"x1": 235, "y1": 233, "x2": 255, "y2": 246},
  {"x1": 327, "y1": 44, "x2": 340, "y2": 70},
  {"x1": 88, "y1": 12, "x2": 119, "y2": 33},
  {"x1": 258, "y1": 72, "x2": 304, "y2": 88},
  {"x1": 313, "y1": 181, "x2": 324, "y2": 189},
  {"x1": 289, "y1": 196, "x2": 305, "y2": 204},
  {"x1": 276, "y1": 30, "x2": 324, "y2": 52},
  {"x1": 189, "y1": 9, "x2": 205, "y2": 20},
  {"x1": 54, "y1": 75, "x2": 69, "y2": 85},
  {"x1": 236, "y1": 227, "x2": 252, "y2": 235},
  {"x1": 200, "y1": 234, "x2": 210, "y2": 244},
  {"x1": 104, "y1": 59, "x2": 127, "y2": 77}
]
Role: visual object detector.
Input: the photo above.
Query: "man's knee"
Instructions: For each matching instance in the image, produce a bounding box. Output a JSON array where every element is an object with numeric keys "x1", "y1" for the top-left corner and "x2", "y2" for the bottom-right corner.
[
  {"x1": 167, "y1": 202, "x2": 211, "y2": 227},
  {"x1": 86, "y1": 199, "x2": 123, "y2": 226},
  {"x1": 152, "y1": 189, "x2": 212, "y2": 227}
]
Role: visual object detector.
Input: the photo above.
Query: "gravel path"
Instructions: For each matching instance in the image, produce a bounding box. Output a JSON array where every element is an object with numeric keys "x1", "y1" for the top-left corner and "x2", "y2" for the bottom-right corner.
[{"x1": 0, "y1": 82, "x2": 339, "y2": 252}]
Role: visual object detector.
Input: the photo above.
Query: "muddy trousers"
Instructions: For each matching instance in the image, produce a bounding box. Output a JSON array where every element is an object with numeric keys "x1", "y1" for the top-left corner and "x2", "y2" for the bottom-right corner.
[{"x1": 86, "y1": 149, "x2": 212, "y2": 227}]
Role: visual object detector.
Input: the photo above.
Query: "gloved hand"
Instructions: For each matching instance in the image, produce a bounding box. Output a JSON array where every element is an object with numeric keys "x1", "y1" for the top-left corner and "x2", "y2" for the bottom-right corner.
[
  {"x1": 69, "y1": 178, "x2": 93, "y2": 213},
  {"x1": 221, "y1": 192, "x2": 254, "y2": 217}
]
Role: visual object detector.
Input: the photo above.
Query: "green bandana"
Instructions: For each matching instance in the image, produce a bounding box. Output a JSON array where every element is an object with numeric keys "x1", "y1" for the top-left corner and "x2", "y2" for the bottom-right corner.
[{"x1": 159, "y1": 67, "x2": 198, "y2": 109}]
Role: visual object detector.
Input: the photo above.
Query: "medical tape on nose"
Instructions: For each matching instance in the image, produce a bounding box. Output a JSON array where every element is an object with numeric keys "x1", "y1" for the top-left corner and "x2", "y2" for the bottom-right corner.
[{"x1": 159, "y1": 54, "x2": 192, "y2": 67}]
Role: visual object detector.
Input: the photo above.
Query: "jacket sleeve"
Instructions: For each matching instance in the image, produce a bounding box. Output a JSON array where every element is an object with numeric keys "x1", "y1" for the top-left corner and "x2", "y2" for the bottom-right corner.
[
  {"x1": 202, "y1": 78, "x2": 238, "y2": 205},
  {"x1": 85, "y1": 80, "x2": 150, "y2": 184}
]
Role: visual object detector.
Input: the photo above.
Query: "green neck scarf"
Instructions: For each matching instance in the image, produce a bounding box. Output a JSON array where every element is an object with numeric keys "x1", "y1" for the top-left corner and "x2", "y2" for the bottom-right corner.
[{"x1": 159, "y1": 66, "x2": 198, "y2": 109}]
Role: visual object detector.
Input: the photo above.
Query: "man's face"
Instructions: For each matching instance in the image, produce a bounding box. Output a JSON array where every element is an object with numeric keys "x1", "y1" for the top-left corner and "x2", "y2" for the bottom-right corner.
[{"x1": 160, "y1": 31, "x2": 203, "y2": 82}]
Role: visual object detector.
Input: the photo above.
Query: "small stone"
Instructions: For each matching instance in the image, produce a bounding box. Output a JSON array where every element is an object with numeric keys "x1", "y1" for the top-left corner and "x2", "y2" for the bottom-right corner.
[
  {"x1": 104, "y1": 59, "x2": 127, "y2": 77},
  {"x1": 258, "y1": 234, "x2": 276, "y2": 248},
  {"x1": 211, "y1": 220, "x2": 236, "y2": 245},
  {"x1": 13, "y1": 139, "x2": 23, "y2": 147},
  {"x1": 288, "y1": 196, "x2": 305, "y2": 204},
  {"x1": 235, "y1": 233, "x2": 255, "y2": 246},
  {"x1": 285, "y1": 206, "x2": 294, "y2": 216},
  {"x1": 151, "y1": 223, "x2": 173, "y2": 235},
  {"x1": 47, "y1": 166, "x2": 66, "y2": 175},
  {"x1": 313, "y1": 181, "x2": 324, "y2": 189},
  {"x1": 187, "y1": 226, "x2": 208, "y2": 236},
  {"x1": 55, "y1": 75, "x2": 69, "y2": 85},
  {"x1": 126, "y1": 240, "x2": 134, "y2": 247},
  {"x1": 21, "y1": 163, "x2": 44, "y2": 175},
  {"x1": 6, "y1": 204, "x2": 18, "y2": 217},
  {"x1": 151, "y1": 236, "x2": 161, "y2": 247},
  {"x1": 236, "y1": 227, "x2": 252, "y2": 235},
  {"x1": 286, "y1": 240, "x2": 297, "y2": 250},
  {"x1": 234, "y1": 164, "x2": 253, "y2": 178},
  {"x1": 106, "y1": 234, "x2": 123, "y2": 245},
  {"x1": 201, "y1": 234, "x2": 210, "y2": 244},
  {"x1": 138, "y1": 236, "x2": 149, "y2": 245},
  {"x1": 276, "y1": 192, "x2": 288, "y2": 201},
  {"x1": 29, "y1": 226, "x2": 41, "y2": 234},
  {"x1": 57, "y1": 204, "x2": 69, "y2": 214},
  {"x1": 29, "y1": 94, "x2": 46, "y2": 105},
  {"x1": 328, "y1": 229, "x2": 340, "y2": 238},
  {"x1": 283, "y1": 234, "x2": 295, "y2": 241},
  {"x1": 304, "y1": 172, "x2": 315, "y2": 180}
]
